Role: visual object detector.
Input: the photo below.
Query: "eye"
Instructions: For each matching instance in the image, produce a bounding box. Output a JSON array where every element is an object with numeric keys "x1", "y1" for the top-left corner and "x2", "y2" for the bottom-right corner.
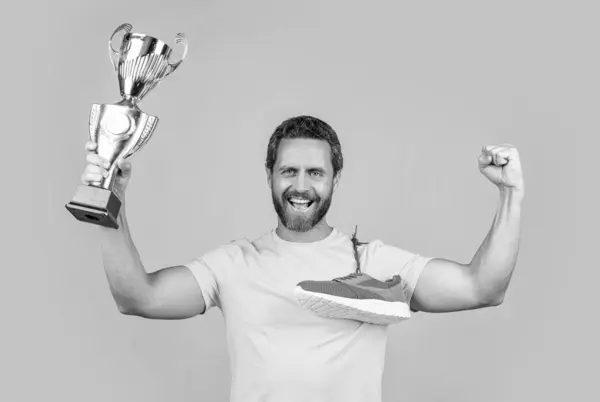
[{"x1": 311, "y1": 171, "x2": 324, "y2": 178}]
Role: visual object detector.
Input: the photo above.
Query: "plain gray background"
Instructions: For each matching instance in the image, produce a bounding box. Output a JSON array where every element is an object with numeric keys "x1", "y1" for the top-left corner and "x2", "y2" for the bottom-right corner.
[{"x1": 4, "y1": 0, "x2": 596, "y2": 401}]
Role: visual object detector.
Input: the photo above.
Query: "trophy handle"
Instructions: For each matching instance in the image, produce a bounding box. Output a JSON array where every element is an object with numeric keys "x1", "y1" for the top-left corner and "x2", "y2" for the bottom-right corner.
[
  {"x1": 165, "y1": 33, "x2": 188, "y2": 78},
  {"x1": 108, "y1": 23, "x2": 133, "y2": 71}
]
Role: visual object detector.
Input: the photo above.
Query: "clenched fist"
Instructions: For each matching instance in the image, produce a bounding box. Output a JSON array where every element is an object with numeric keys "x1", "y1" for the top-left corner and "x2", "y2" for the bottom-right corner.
[
  {"x1": 479, "y1": 144, "x2": 524, "y2": 193},
  {"x1": 81, "y1": 141, "x2": 132, "y2": 200}
]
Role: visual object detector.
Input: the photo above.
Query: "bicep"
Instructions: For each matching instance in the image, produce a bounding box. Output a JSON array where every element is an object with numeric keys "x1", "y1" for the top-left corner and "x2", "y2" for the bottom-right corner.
[
  {"x1": 133, "y1": 265, "x2": 206, "y2": 320},
  {"x1": 410, "y1": 258, "x2": 484, "y2": 313}
]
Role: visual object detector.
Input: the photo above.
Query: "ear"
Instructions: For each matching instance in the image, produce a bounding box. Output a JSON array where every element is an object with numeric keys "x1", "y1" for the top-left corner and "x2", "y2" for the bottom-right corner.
[
  {"x1": 265, "y1": 166, "x2": 272, "y2": 188},
  {"x1": 332, "y1": 171, "x2": 341, "y2": 193}
]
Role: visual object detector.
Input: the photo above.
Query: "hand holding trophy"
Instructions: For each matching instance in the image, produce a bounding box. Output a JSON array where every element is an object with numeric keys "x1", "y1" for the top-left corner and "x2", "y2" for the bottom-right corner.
[{"x1": 66, "y1": 23, "x2": 188, "y2": 229}]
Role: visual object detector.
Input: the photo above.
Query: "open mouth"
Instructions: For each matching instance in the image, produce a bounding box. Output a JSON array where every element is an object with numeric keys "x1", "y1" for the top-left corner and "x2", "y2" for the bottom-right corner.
[{"x1": 287, "y1": 198, "x2": 315, "y2": 212}]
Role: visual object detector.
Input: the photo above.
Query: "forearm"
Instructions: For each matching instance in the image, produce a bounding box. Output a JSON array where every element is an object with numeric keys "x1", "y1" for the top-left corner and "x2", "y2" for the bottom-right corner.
[
  {"x1": 98, "y1": 201, "x2": 152, "y2": 312},
  {"x1": 469, "y1": 188, "x2": 524, "y2": 305}
]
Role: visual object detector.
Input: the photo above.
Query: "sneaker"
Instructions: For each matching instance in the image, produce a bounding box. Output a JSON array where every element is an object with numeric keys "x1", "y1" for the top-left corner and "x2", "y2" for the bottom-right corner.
[{"x1": 294, "y1": 272, "x2": 411, "y2": 325}]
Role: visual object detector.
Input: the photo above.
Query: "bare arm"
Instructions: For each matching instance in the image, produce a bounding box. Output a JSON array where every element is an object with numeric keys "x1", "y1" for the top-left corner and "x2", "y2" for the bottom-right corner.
[
  {"x1": 411, "y1": 187, "x2": 523, "y2": 313},
  {"x1": 99, "y1": 203, "x2": 206, "y2": 319},
  {"x1": 410, "y1": 144, "x2": 524, "y2": 313},
  {"x1": 83, "y1": 140, "x2": 205, "y2": 319}
]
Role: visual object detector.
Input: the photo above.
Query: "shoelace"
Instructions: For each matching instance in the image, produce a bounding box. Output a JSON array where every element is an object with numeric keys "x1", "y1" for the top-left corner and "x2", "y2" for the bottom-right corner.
[
  {"x1": 333, "y1": 272, "x2": 362, "y2": 282},
  {"x1": 351, "y1": 225, "x2": 368, "y2": 274}
]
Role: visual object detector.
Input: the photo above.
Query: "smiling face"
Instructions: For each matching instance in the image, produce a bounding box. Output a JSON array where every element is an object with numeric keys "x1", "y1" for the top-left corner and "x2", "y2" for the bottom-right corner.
[{"x1": 267, "y1": 138, "x2": 340, "y2": 233}]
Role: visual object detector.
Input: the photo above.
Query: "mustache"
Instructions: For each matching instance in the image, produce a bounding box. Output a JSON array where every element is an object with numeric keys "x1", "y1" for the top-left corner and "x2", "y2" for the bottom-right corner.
[{"x1": 284, "y1": 192, "x2": 317, "y2": 201}]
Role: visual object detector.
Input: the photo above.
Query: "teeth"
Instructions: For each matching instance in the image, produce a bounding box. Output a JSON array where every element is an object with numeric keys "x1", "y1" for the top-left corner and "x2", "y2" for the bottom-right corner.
[{"x1": 290, "y1": 198, "x2": 310, "y2": 204}]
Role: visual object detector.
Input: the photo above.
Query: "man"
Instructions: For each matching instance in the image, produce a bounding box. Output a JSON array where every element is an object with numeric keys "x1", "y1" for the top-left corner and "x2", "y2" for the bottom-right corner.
[{"x1": 82, "y1": 115, "x2": 524, "y2": 402}]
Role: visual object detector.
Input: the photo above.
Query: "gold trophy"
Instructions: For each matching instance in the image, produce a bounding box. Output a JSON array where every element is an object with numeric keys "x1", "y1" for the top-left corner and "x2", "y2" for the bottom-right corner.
[{"x1": 66, "y1": 23, "x2": 188, "y2": 229}]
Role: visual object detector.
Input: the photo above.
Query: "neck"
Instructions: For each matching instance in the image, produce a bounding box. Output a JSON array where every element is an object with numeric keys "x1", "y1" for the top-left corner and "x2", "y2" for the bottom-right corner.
[{"x1": 276, "y1": 221, "x2": 333, "y2": 243}]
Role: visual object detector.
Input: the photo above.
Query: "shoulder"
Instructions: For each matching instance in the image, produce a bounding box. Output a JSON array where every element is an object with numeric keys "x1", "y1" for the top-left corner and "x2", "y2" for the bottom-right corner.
[
  {"x1": 193, "y1": 230, "x2": 275, "y2": 266},
  {"x1": 360, "y1": 238, "x2": 429, "y2": 278},
  {"x1": 361, "y1": 239, "x2": 415, "y2": 260},
  {"x1": 193, "y1": 238, "x2": 252, "y2": 269}
]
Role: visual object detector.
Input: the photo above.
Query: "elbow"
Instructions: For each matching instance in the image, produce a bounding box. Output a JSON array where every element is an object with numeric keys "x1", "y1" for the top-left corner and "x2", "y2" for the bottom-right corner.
[
  {"x1": 117, "y1": 297, "x2": 155, "y2": 317},
  {"x1": 117, "y1": 303, "x2": 137, "y2": 315},
  {"x1": 480, "y1": 292, "x2": 505, "y2": 307},
  {"x1": 114, "y1": 294, "x2": 145, "y2": 316},
  {"x1": 488, "y1": 296, "x2": 504, "y2": 307},
  {"x1": 474, "y1": 280, "x2": 507, "y2": 308}
]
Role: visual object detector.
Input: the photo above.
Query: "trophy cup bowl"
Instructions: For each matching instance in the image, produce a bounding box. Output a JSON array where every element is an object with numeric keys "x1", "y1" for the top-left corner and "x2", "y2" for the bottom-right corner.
[{"x1": 66, "y1": 23, "x2": 188, "y2": 229}]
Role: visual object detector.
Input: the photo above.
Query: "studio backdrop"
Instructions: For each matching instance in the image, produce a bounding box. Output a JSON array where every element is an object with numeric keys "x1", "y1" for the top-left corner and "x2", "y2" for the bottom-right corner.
[{"x1": 4, "y1": 1, "x2": 595, "y2": 401}]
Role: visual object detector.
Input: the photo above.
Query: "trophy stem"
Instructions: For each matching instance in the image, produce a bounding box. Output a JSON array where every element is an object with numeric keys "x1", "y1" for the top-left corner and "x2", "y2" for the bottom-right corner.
[
  {"x1": 117, "y1": 97, "x2": 138, "y2": 108},
  {"x1": 102, "y1": 164, "x2": 120, "y2": 191}
]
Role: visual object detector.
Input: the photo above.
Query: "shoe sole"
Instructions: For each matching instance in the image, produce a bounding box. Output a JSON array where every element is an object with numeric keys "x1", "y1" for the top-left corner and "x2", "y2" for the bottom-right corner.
[{"x1": 294, "y1": 286, "x2": 411, "y2": 326}]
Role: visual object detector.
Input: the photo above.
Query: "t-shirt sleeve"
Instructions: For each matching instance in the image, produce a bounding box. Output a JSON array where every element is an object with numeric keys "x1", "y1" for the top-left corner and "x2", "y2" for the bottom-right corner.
[
  {"x1": 363, "y1": 240, "x2": 433, "y2": 313},
  {"x1": 183, "y1": 243, "x2": 240, "y2": 313}
]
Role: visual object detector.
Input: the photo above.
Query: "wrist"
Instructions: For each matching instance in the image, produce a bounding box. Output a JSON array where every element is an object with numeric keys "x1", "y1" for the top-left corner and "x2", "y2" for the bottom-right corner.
[
  {"x1": 96, "y1": 202, "x2": 127, "y2": 235},
  {"x1": 499, "y1": 185, "x2": 524, "y2": 200}
]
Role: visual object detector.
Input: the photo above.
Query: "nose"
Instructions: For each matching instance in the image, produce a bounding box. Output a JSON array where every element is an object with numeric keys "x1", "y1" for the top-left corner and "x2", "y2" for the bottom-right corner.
[{"x1": 292, "y1": 173, "x2": 308, "y2": 192}]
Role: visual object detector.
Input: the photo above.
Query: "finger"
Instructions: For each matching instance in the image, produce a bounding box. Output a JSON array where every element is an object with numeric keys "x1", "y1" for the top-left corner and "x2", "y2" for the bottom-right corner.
[
  {"x1": 483, "y1": 145, "x2": 515, "y2": 165},
  {"x1": 482, "y1": 144, "x2": 497, "y2": 154},
  {"x1": 496, "y1": 148, "x2": 514, "y2": 165},
  {"x1": 81, "y1": 172, "x2": 105, "y2": 185},
  {"x1": 492, "y1": 148, "x2": 516, "y2": 166},
  {"x1": 478, "y1": 153, "x2": 493, "y2": 167},
  {"x1": 86, "y1": 153, "x2": 111, "y2": 169},
  {"x1": 493, "y1": 152, "x2": 509, "y2": 166},
  {"x1": 85, "y1": 164, "x2": 108, "y2": 177},
  {"x1": 482, "y1": 144, "x2": 515, "y2": 157},
  {"x1": 85, "y1": 141, "x2": 97, "y2": 152},
  {"x1": 483, "y1": 143, "x2": 513, "y2": 150},
  {"x1": 482, "y1": 145, "x2": 504, "y2": 157}
]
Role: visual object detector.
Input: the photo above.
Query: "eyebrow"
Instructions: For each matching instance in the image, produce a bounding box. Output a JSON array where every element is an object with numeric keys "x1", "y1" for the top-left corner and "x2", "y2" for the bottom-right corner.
[{"x1": 279, "y1": 165, "x2": 327, "y2": 174}]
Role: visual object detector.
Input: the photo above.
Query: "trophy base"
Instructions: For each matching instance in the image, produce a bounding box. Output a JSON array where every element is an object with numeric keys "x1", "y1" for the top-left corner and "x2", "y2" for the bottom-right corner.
[{"x1": 65, "y1": 185, "x2": 122, "y2": 229}]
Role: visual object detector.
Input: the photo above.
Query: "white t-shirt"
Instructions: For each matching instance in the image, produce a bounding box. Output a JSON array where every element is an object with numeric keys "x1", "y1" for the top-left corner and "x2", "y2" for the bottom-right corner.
[{"x1": 184, "y1": 227, "x2": 432, "y2": 402}]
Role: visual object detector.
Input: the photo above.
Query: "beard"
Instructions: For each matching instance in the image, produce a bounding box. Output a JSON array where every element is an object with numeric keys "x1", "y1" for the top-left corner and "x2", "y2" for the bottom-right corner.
[{"x1": 271, "y1": 187, "x2": 333, "y2": 232}]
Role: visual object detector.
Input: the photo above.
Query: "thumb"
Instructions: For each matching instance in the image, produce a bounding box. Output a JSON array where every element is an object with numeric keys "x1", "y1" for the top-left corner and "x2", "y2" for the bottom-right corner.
[
  {"x1": 478, "y1": 153, "x2": 492, "y2": 168},
  {"x1": 117, "y1": 158, "x2": 132, "y2": 176}
]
